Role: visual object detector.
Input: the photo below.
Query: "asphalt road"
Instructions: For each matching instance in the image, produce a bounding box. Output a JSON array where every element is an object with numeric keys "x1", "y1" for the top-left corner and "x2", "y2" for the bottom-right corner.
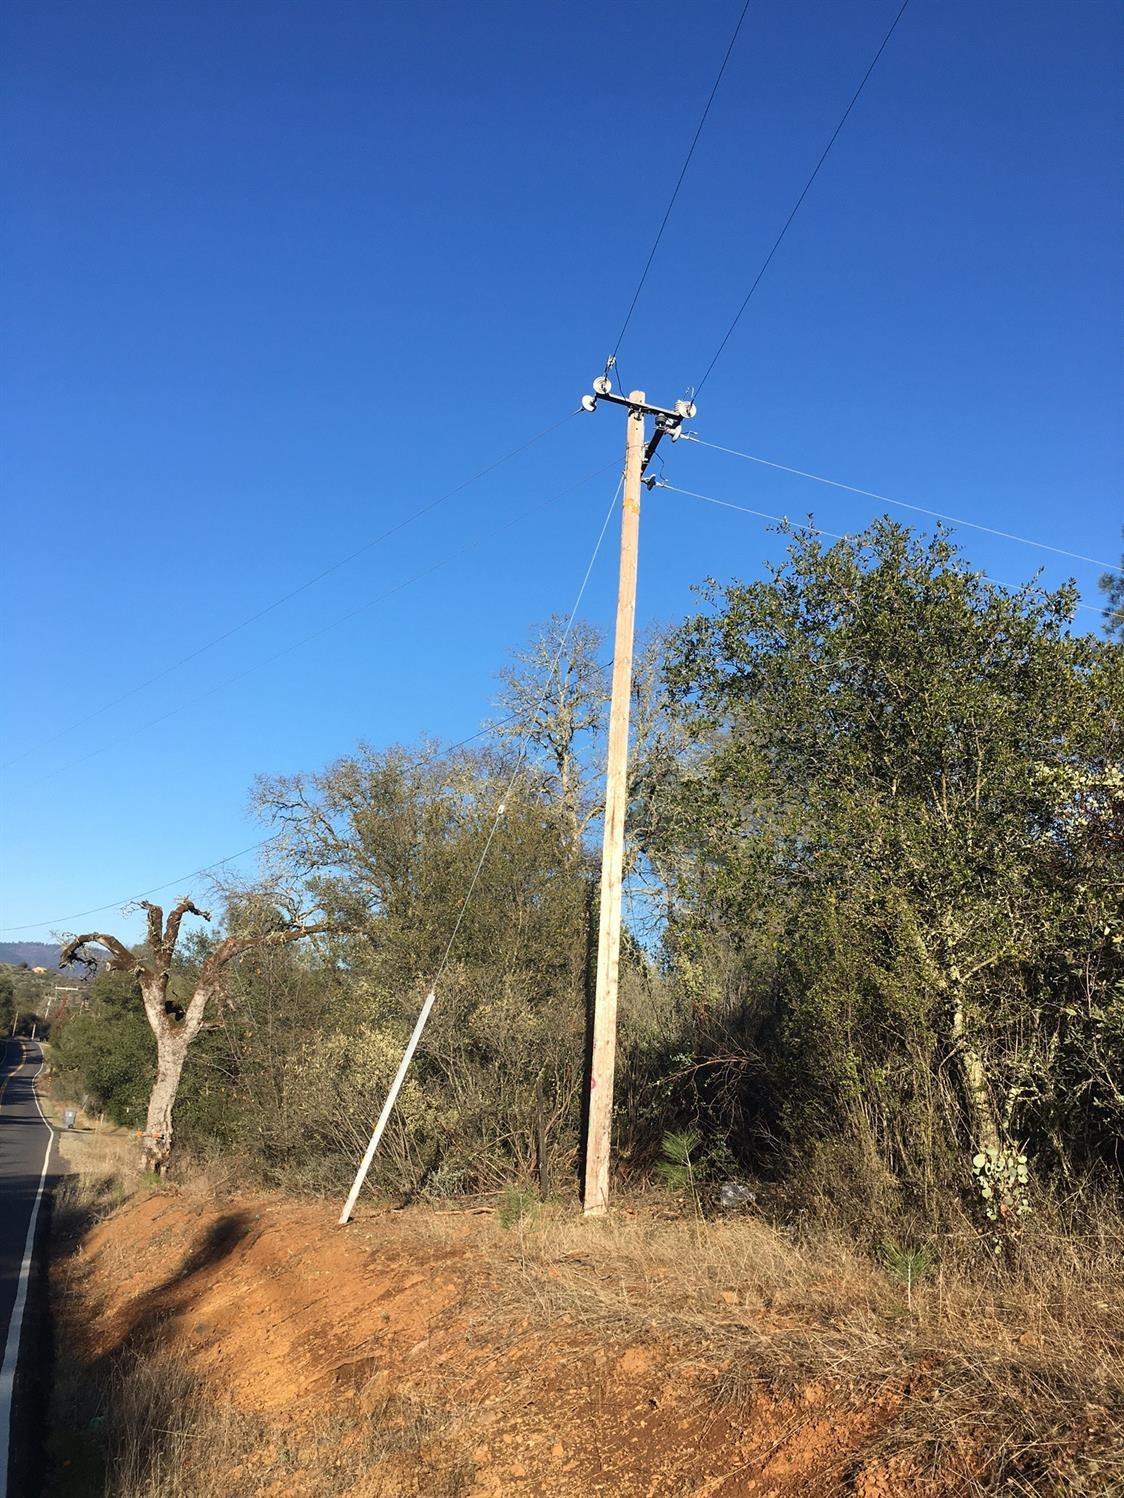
[{"x1": 0, "y1": 1038, "x2": 57, "y2": 1498}]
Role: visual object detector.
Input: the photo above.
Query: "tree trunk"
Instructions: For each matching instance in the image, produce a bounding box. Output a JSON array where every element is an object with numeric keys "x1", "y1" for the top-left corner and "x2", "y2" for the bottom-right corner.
[
  {"x1": 534, "y1": 1074, "x2": 550, "y2": 1200},
  {"x1": 951, "y1": 986, "x2": 1000, "y2": 1157},
  {"x1": 142, "y1": 1029, "x2": 189, "y2": 1174},
  {"x1": 64, "y1": 903, "x2": 332, "y2": 1178}
]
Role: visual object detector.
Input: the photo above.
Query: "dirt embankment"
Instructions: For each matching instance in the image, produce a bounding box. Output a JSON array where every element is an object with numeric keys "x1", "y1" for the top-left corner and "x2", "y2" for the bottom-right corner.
[{"x1": 44, "y1": 1187, "x2": 1122, "y2": 1497}]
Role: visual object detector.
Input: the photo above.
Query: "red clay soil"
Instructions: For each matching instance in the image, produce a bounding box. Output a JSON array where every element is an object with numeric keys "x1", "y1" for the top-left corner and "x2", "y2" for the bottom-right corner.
[{"x1": 62, "y1": 1192, "x2": 936, "y2": 1497}]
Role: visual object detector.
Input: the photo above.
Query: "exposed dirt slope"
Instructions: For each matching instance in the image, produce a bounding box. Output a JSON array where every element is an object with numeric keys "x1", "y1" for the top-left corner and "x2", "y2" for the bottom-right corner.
[{"x1": 47, "y1": 1190, "x2": 948, "y2": 1497}]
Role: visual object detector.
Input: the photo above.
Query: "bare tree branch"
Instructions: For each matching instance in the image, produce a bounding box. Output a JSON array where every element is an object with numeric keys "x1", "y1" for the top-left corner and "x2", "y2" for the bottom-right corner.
[
  {"x1": 138, "y1": 900, "x2": 166, "y2": 958},
  {"x1": 198, "y1": 920, "x2": 337, "y2": 988},
  {"x1": 59, "y1": 931, "x2": 143, "y2": 975},
  {"x1": 60, "y1": 892, "x2": 336, "y2": 1174},
  {"x1": 163, "y1": 896, "x2": 211, "y2": 956}
]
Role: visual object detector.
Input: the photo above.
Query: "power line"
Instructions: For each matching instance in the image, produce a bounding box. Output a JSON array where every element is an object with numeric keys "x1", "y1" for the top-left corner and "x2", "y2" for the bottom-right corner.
[
  {"x1": 17, "y1": 461, "x2": 617, "y2": 792},
  {"x1": 608, "y1": 0, "x2": 752, "y2": 364},
  {"x1": 657, "y1": 481, "x2": 851, "y2": 540},
  {"x1": 0, "y1": 838, "x2": 279, "y2": 934},
  {"x1": 685, "y1": 435, "x2": 1123, "y2": 574},
  {"x1": 2, "y1": 546, "x2": 624, "y2": 937},
  {"x1": 432, "y1": 476, "x2": 623, "y2": 988},
  {"x1": 694, "y1": 0, "x2": 913, "y2": 395},
  {"x1": 657, "y1": 479, "x2": 1106, "y2": 617},
  {"x1": 0, "y1": 697, "x2": 573, "y2": 935},
  {"x1": 2, "y1": 411, "x2": 579, "y2": 771}
]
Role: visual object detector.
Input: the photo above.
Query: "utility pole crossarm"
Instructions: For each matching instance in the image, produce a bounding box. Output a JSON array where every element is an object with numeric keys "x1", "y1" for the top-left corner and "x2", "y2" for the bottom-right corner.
[
  {"x1": 580, "y1": 379, "x2": 696, "y2": 478},
  {"x1": 582, "y1": 385, "x2": 695, "y2": 424}
]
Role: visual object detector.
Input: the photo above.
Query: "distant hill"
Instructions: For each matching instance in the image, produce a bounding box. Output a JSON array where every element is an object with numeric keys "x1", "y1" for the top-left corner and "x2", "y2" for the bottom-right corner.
[{"x1": 0, "y1": 941, "x2": 86, "y2": 972}]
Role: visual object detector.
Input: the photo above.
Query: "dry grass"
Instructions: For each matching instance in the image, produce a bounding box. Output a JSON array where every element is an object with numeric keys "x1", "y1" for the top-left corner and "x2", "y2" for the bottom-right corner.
[
  {"x1": 50, "y1": 1159, "x2": 137, "y2": 1262},
  {"x1": 43, "y1": 1343, "x2": 473, "y2": 1498},
  {"x1": 42, "y1": 1154, "x2": 475, "y2": 1495},
  {"x1": 37, "y1": 1064, "x2": 141, "y2": 1217},
  {"x1": 41, "y1": 1156, "x2": 1124, "y2": 1496},
  {"x1": 414, "y1": 1198, "x2": 1124, "y2": 1495},
  {"x1": 163, "y1": 1148, "x2": 250, "y2": 1202}
]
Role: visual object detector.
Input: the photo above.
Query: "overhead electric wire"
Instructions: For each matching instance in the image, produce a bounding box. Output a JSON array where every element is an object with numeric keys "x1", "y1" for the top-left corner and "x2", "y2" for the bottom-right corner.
[
  {"x1": 657, "y1": 481, "x2": 852, "y2": 541},
  {"x1": 1, "y1": 650, "x2": 631, "y2": 935},
  {"x1": 607, "y1": 0, "x2": 752, "y2": 363},
  {"x1": 658, "y1": 480, "x2": 1106, "y2": 617},
  {"x1": 0, "y1": 699, "x2": 559, "y2": 935},
  {"x1": 685, "y1": 435, "x2": 1123, "y2": 574},
  {"x1": 2, "y1": 410, "x2": 580, "y2": 771},
  {"x1": 2, "y1": 484, "x2": 624, "y2": 935},
  {"x1": 337, "y1": 473, "x2": 625, "y2": 1219},
  {"x1": 18, "y1": 461, "x2": 618, "y2": 792},
  {"x1": 431, "y1": 475, "x2": 623, "y2": 989},
  {"x1": 0, "y1": 706, "x2": 543, "y2": 934},
  {"x1": 0, "y1": 839, "x2": 282, "y2": 935},
  {"x1": 694, "y1": 0, "x2": 912, "y2": 395}
]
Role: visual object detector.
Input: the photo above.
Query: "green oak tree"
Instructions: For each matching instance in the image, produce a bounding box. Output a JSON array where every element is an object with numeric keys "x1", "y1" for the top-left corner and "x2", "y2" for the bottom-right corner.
[{"x1": 652, "y1": 521, "x2": 1123, "y2": 1218}]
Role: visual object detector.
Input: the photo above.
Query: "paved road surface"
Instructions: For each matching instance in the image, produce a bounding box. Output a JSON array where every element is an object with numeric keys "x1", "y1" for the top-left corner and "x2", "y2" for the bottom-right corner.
[{"x1": 0, "y1": 1038, "x2": 57, "y2": 1498}]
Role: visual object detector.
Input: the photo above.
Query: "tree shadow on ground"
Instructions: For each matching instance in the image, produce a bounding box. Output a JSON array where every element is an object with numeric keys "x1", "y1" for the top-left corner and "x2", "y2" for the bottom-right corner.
[{"x1": 39, "y1": 1202, "x2": 257, "y2": 1497}]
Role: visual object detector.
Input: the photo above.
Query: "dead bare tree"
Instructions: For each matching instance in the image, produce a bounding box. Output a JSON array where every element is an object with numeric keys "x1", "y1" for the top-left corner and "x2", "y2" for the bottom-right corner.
[
  {"x1": 496, "y1": 616, "x2": 608, "y2": 859},
  {"x1": 495, "y1": 616, "x2": 684, "y2": 935},
  {"x1": 60, "y1": 895, "x2": 334, "y2": 1173}
]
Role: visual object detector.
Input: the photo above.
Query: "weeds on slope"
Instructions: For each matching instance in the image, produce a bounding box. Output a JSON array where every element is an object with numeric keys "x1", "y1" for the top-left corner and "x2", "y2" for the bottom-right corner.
[
  {"x1": 420, "y1": 1194, "x2": 1124, "y2": 1495},
  {"x1": 42, "y1": 1148, "x2": 475, "y2": 1497},
  {"x1": 42, "y1": 1147, "x2": 1124, "y2": 1497},
  {"x1": 43, "y1": 1343, "x2": 473, "y2": 1498}
]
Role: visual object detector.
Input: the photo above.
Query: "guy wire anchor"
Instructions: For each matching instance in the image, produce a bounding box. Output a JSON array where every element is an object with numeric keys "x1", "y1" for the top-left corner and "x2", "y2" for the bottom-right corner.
[{"x1": 580, "y1": 377, "x2": 697, "y2": 475}]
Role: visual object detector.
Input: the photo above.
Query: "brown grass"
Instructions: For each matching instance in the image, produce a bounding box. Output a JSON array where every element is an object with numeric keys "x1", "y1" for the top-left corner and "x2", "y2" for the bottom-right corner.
[
  {"x1": 44, "y1": 1343, "x2": 473, "y2": 1498},
  {"x1": 37, "y1": 1063, "x2": 141, "y2": 1216},
  {"x1": 414, "y1": 1198, "x2": 1124, "y2": 1494},
  {"x1": 41, "y1": 1167, "x2": 1124, "y2": 1497}
]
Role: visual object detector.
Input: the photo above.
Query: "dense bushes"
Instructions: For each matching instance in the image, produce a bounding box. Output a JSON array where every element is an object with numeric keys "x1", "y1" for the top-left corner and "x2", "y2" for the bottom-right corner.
[
  {"x1": 650, "y1": 524, "x2": 1124, "y2": 1226},
  {"x1": 0, "y1": 969, "x2": 13, "y2": 1035},
  {"x1": 52, "y1": 973, "x2": 154, "y2": 1127}
]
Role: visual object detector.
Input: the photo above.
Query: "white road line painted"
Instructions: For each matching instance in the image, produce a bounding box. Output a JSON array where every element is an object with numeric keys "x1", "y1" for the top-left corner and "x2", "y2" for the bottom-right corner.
[{"x1": 0, "y1": 1043, "x2": 55, "y2": 1498}]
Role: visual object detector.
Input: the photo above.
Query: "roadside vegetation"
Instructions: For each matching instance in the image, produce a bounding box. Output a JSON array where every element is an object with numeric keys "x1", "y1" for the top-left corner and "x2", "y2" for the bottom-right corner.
[
  {"x1": 43, "y1": 521, "x2": 1124, "y2": 1494},
  {"x1": 39, "y1": 1181, "x2": 1124, "y2": 1495},
  {"x1": 45, "y1": 1342, "x2": 468, "y2": 1498},
  {"x1": 1, "y1": 962, "x2": 61, "y2": 1038}
]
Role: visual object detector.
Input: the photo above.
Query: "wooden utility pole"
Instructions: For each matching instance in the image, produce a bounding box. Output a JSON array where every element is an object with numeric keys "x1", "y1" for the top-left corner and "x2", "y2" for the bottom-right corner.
[
  {"x1": 583, "y1": 391, "x2": 645, "y2": 1215},
  {"x1": 580, "y1": 378, "x2": 696, "y2": 1216}
]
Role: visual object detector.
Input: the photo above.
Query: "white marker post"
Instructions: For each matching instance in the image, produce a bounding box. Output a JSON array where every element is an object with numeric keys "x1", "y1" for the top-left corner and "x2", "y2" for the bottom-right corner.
[{"x1": 338, "y1": 990, "x2": 437, "y2": 1225}]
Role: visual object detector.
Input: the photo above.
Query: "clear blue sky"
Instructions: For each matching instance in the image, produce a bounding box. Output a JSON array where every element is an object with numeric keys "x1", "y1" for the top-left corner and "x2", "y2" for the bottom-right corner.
[{"x1": 2, "y1": 0, "x2": 1120, "y2": 942}]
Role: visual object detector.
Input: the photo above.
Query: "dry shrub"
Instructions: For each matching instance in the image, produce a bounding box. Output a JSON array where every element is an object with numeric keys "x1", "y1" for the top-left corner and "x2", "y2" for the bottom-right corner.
[
  {"x1": 51, "y1": 1159, "x2": 135, "y2": 1243},
  {"x1": 164, "y1": 1146, "x2": 254, "y2": 1203},
  {"x1": 883, "y1": 1343, "x2": 1121, "y2": 1496}
]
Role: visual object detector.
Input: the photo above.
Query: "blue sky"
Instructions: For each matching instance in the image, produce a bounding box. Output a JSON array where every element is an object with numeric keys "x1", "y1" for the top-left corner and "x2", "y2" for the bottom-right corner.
[{"x1": 2, "y1": 0, "x2": 1120, "y2": 942}]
